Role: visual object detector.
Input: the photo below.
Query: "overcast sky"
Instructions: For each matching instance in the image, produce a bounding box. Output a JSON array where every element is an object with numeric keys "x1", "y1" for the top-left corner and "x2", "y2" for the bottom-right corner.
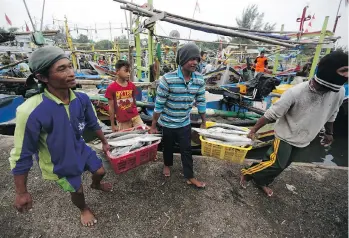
[{"x1": 1, "y1": 0, "x2": 348, "y2": 47}]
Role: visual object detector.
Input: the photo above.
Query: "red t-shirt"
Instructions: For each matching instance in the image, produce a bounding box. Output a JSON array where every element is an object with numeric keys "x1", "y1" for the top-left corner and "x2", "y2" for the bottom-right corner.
[{"x1": 104, "y1": 81, "x2": 139, "y2": 122}]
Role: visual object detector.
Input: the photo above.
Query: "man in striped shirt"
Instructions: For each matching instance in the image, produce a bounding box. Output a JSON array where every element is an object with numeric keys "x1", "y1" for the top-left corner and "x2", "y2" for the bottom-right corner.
[{"x1": 150, "y1": 43, "x2": 206, "y2": 188}]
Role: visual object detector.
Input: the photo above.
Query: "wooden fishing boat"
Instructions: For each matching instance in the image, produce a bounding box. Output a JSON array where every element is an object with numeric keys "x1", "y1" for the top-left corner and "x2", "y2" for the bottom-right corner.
[
  {"x1": 0, "y1": 94, "x2": 24, "y2": 125},
  {"x1": 88, "y1": 61, "x2": 116, "y2": 76}
]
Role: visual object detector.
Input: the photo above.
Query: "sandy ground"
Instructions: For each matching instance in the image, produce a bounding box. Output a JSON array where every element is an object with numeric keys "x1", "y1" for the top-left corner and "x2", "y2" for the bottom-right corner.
[{"x1": 0, "y1": 135, "x2": 347, "y2": 238}]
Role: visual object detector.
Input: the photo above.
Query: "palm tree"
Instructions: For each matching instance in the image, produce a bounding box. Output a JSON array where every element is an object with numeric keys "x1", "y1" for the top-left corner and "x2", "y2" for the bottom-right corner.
[{"x1": 230, "y1": 4, "x2": 276, "y2": 45}]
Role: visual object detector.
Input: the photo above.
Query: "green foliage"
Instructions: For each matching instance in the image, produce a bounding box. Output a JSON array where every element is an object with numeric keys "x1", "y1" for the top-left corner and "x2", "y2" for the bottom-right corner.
[
  {"x1": 95, "y1": 39, "x2": 113, "y2": 50},
  {"x1": 161, "y1": 38, "x2": 174, "y2": 46},
  {"x1": 232, "y1": 4, "x2": 276, "y2": 44},
  {"x1": 51, "y1": 26, "x2": 67, "y2": 44},
  {"x1": 263, "y1": 22, "x2": 277, "y2": 31},
  {"x1": 116, "y1": 35, "x2": 129, "y2": 49},
  {"x1": 0, "y1": 27, "x2": 7, "y2": 33},
  {"x1": 336, "y1": 46, "x2": 348, "y2": 54},
  {"x1": 8, "y1": 27, "x2": 19, "y2": 33},
  {"x1": 196, "y1": 40, "x2": 229, "y2": 52},
  {"x1": 73, "y1": 34, "x2": 90, "y2": 43},
  {"x1": 236, "y1": 5, "x2": 264, "y2": 30}
]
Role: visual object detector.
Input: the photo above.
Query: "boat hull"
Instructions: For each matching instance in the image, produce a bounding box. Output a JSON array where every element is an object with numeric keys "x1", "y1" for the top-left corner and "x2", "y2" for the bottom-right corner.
[{"x1": 0, "y1": 94, "x2": 24, "y2": 125}]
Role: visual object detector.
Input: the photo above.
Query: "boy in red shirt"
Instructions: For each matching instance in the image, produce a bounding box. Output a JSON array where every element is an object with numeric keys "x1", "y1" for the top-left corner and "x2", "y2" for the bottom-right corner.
[{"x1": 105, "y1": 60, "x2": 144, "y2": 131}]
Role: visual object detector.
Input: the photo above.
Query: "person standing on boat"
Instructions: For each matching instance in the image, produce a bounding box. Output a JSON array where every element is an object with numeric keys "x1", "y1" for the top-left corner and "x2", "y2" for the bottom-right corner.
[
  {"x1": 197, "y1": 51, "x2": 207, "y2": 74},
  {"x1": 9, "y1": 46, "x2": 112, "y2": 226},
  {"x1": 242, "y1": 57, "x2": 255, "y2": 81},
  {"x1": 254, "y1": 51, "x2": 268, "y2": 77},
  {"x1": 150, "y1": 43, "x2": 207, "y2": 188},
  {"x1": 240, "y1": 51, "x2": 348, "y2": 197}
]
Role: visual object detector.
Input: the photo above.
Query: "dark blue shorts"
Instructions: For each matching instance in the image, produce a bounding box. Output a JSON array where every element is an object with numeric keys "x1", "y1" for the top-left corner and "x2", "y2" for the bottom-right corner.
[{"x1": 56, "y1": 155, "x2": 103, "y2": 192}]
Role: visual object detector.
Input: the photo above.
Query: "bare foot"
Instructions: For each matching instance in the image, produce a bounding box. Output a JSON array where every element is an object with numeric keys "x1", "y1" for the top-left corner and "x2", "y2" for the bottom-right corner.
[
  {"x1": 261, "y1": 186, "x2": 273, "y2": 197},
  {"x1": 163, "y1": 166, "x2": 170, "y2": 177},
  {"x1": 81, "y1": 208, "x2": 97, "y2": 227},
  {"x1": 90, "y1": 182, "x2": 113, "y2": 192},
  {"x1": 187, "y1": 178, "x2": 206, "y2": 189},
  {"x1": 240, "y1": 174, "x2": 247, "y2": 189}
]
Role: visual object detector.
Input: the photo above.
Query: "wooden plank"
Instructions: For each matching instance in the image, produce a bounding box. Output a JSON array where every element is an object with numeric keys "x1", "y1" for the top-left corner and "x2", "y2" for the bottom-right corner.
[{"x1": 0, "y1": 76, "x2": 152, "y2": 87}]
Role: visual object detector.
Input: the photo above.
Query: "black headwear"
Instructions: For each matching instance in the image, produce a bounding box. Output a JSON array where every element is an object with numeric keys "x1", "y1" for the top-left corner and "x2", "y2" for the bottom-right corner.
[
  {"x1": 175, "y1": 43, "x2": 201, "y2": 66},
  {"x1": 315, "y1": 51, "x2": 348, "y2": 92}
]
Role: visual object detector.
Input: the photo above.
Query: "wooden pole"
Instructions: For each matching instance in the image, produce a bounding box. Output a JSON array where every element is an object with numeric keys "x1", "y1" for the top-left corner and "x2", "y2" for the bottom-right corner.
[
  {"x1": 308, "y1": 16, "x2": 329, "y2": 80},
  {"x1": 128, "y1": 0, "x2": 134, "y2": 81},
  {"x1": 40, "y1": 0, "x2": 46, "y2": 31},
  {"x1": 65, "y1": 16, "x2": 78, "y2": 70},
  {"x1": 23, "y1": 0, "x2": 36, "y2": 31},
  {"x1": 135, "y1": 18, "x2": 142, "y2": 79},
  {"x1": 113, "y1": 0, "x2": 298, "y2": 34},
  {"x1": 333, "y1": 0, "x2": 343, "y2": 33},
  {"x1": 121, "y1": 4, "x2": 295, "y2": 48},
  {"x1": 0, "y1": 58, "x2": 28, "y2": 70},
  {"x1": 147, "y1": 0, "x2": 154, "y2": 82},
  {"x1": 153, "y1": 34, "x2": 279, "y2": 47},
  {"x1": 188, "y1": 0, "x2": 198, "y2": 39},
  {"x1": 272, "y1": 24, "x2": 284, "y2": 75},
  {"x1": 0, "y1": 76, "x2": 152, "y2": 87},
  {"x1": 1, "y1": 77, "x2": 224, "y2": 90}
]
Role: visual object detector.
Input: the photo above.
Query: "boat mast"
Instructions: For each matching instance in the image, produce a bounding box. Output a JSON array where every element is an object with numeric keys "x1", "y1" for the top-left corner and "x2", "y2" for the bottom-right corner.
[
  {"x1": 64, "y1": 16, "x2": 78, "y2": 70},
  {"x1": 147, "y1": 0, "x2": 154, "y2": 82},
  {"x1": 333, "y1": 0, "x2": 343, "y2": 33},
  {"x1": 188, "y1": 0, "x2": 198, "y2": 39},
  {"x1": 40, "y1": 0, "x2": 46, "y2": 31},
  {"x1": 22, "y1": 0, "x2": 36, "y2": 32}
]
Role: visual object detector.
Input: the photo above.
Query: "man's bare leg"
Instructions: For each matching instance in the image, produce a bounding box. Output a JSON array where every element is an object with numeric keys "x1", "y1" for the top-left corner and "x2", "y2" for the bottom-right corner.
[
  {"x1": 163, "y1": 166, "x2": 171, "y2": 177},
  {"x1": 187, "y1": 178, "x2": 206, "y2": 188},
  {"x1": 90, "y1": 167, "x2": 113, "y2": 192},
  {"x1": 70, "y1": 186, "x2": 97, "y2": 227},
  {"x1": 240, "y1": 174, "x2": 247, "y2": 189},
  {"x1": 261, "y1": 186, "x2": 273, "y2": 197}
]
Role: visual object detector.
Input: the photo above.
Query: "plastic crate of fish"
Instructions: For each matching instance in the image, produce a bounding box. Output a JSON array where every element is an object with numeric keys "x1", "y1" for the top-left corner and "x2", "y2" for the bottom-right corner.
[
  {"x1": 199, "y1": 123, "x2": 252, "y2": 164},
  {"x1": 106, "y1": 140, "x2": 160, "y2": 174},
  {"x1": 106, "y1": 125, "x2": 160, "y2": 174}
]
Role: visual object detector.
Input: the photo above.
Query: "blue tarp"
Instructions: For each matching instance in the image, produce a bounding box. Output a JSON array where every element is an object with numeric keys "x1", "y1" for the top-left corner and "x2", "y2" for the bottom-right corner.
[{"x1": 74, "y1": 73, "x2": 103, "y2": 79}]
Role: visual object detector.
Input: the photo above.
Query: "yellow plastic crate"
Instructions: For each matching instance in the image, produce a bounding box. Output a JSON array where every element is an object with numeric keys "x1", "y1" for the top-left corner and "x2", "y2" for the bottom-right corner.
[
  {"x1": 200, "y1": 123, "x2": 252, "y2": 164},
  {"x1": 272, "y1": 84, "x2": 293, "y2": 94},
  {"x1": 271, "y1": 97, "x2": 279, "y2": 104},
  {"x1": 236, "y1": 84, "x2": 247, "y2": 94}
]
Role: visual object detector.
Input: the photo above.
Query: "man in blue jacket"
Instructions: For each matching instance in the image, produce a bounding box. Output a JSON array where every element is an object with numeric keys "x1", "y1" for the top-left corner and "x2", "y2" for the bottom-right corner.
[{"x1": 9, "y1": 46, "x2": 112, "y2": 227}]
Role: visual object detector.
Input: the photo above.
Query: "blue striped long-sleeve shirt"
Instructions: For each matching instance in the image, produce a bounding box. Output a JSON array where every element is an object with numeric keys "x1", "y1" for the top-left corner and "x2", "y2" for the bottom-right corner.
[{"x1": 154, "y1": 66, "x2": 206, "y2": 128}]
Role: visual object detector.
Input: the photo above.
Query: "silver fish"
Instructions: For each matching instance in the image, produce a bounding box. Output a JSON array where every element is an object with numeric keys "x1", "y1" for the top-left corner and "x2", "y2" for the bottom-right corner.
[
  {"x1": 206, "y1": 127, "x2": 248, "y2": 135},
  {"x1": 104, "y1": 129, "x2": 148, "y2": 139},
  {"x1": 130, "y1": 141, "x2": 145, "y2": 151},
  {"x1": 108, "y1": 133, "x2": 147, "y2": 142},
  {"x1": 108, "y1": 133, "x2": 162, "y2": 142},
  {"x1": 192, "y1": 128, "x2": 252, "y2": 143},
  {"x1": 111, "y1": 146, "x2": 132, "y2": 157},
  {"x1": 108, "y1": 135, "x2": 161, "y2": 147},
  {"x1": 211, "y1": 123, "x2": 249, "y2": 132}
]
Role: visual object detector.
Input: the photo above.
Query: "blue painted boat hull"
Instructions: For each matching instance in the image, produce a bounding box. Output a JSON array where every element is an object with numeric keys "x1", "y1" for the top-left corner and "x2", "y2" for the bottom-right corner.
[{"x1": 0, "y1": 94, "x2": 24, "y2": 123}]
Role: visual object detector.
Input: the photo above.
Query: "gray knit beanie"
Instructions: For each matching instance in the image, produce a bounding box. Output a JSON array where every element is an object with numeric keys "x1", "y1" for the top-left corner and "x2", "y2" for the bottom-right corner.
[{"x1": 176, "y1": 43, "x2": 201, "y2": 66}]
